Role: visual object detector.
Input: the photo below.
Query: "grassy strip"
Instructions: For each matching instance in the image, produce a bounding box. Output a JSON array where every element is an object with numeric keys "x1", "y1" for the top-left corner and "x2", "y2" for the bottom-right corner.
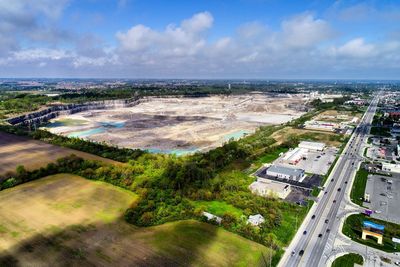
[
  {"x1": 342, "y1": 214, "x2": 400, "y2": 253},
  {"x1": 350, "y1": 166, "x2": 368, "y2": 206},
  {"x1": 332, "y1": 253, "x2": 363, "y2": 267}
]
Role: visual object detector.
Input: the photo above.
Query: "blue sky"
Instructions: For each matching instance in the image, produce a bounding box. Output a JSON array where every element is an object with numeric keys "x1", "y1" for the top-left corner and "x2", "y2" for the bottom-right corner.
[{"x1": 0, "y1": 0, "x2": 400, "y2": 79}]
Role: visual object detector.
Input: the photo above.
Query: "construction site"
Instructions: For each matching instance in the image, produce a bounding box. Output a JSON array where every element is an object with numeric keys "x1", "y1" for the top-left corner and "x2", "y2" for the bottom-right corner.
[{"x1": 43, "y1": 94, "x2": 307, "y2": 154}]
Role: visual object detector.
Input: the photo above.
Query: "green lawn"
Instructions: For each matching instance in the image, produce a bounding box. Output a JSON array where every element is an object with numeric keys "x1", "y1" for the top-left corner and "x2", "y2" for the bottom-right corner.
[
  {"x1": 332, "y1": 253, "x2": 363, "y2": 267},
  {"x1": 342, "y1": 214, "x2": 400, "y2": 253},
  {"x1": 350, "y1": 166, "x2": 369, "y2": 206},
  {"x1": 193, "y1": 200, "x2": 244, "y2": 218},
  {"x1": 150, "y1": 220, "x2": 271, "y2": 267},
  {"x1": 256, "y1": 147, "x2": 289, "y2": 164}
]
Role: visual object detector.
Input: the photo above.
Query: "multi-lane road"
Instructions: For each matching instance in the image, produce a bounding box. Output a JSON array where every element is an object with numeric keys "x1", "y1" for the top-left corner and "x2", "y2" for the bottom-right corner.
[{"x1": 279, "y1": 95, "x2": 380, "y2": 267}]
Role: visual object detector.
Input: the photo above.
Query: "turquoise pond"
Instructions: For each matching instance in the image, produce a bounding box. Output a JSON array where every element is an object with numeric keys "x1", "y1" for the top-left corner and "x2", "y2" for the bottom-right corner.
[
  {"x1": 67, "y1": 121, "x2": 125, "y2": 138},
  {"x1": 146, "y1": 147, "x2": 199, "y2": 156},
  {"x1": 223, "y1": 130, "x2": 251, "y2": 141}
]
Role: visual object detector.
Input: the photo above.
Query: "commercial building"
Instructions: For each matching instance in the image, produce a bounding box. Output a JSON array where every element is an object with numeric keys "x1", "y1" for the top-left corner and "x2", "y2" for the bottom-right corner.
[
  {"x1": 266, "y1": 165, "x2": 305, "y2": 181},
  {"x1": 249, "y1": 179, "x2": 291, "y2": 199},
  {"x1": 298, "y1": 141, "x2": 326, "y2": 151},
  {"x1": 282, "y1": 147, "x2": 308, "y2": 165},
  {"x1": 382, "y1": 162, "x2": 400, "y2": 174}
]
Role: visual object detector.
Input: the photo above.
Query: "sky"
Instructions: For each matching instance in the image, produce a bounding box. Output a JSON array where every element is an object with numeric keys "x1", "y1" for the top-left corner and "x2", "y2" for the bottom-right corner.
[{"x1": 0, "y1": 0, "x2": 400, "y2": 79}]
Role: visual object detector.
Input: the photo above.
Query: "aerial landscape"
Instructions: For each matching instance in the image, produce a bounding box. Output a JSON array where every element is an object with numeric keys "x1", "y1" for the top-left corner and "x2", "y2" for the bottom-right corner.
[{"x1": 1, "y1": 1, "x2": 400, "y2": 267}]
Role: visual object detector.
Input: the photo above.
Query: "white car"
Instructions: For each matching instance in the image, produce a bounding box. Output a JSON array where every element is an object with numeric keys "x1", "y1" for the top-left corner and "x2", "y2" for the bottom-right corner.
[
  {"x1": 375, "y1": 210, "x2": 382, "y2": 214},
  {"x1": 394, "y1": 261, "x2": 400, "y2": 266}
]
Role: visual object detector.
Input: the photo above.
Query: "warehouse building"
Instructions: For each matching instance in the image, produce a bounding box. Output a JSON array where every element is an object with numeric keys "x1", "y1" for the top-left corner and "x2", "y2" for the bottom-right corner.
[
  {"x1": 249, "y1": 179, "x2": 291, "y2": 199},
  {"x1": 298, "y1": 141, "x2": 326, "y2": 151},
  {"x1": 282, "y1": 147, "x2": 308, "y2": 165},
  {"x1": 265, "y1": 165, "x2": 305, "y2": 181}
]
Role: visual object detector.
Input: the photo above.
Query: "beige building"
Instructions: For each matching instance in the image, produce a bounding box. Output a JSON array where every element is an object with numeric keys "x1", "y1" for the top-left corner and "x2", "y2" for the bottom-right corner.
[{"x1": 249, "y1": 179, "x2": 291, "y2": 199}]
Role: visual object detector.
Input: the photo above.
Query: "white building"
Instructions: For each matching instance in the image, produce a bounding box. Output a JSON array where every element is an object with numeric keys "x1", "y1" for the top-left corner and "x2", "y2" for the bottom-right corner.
[
  {"x1": 202, "y1": 212, "x2": 222, "y2": 224},
  {"x1": 247, "y1": 214, "x2": 265, "y2": 226},
  {"x1": 282, "y1": 147, "x2": 308, "y2": 165},
  {"x1": 249, "y1": 179, "x2": 291, "y2": 199},
  {"x1": 382, "y1": 162, "x2": 400, "y2": 174},
  {"x1": 298, "y1": 141, "x2": 326, "y2": 151},
  {"x1": 266, "y1": 165, "x2": 305, "y2": 181}
]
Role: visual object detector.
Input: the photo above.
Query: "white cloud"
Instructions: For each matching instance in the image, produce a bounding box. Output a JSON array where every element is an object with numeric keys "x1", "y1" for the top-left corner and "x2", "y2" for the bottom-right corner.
[
  {"x1": 281, "y1": 13, "x2": 333, "y2": 48},
  {"x1": 13, "y1": 48, "x2": 70, "y2": 61},
  {"x1": 331, "y1": 38, "x2": 376, "y2": 58}
]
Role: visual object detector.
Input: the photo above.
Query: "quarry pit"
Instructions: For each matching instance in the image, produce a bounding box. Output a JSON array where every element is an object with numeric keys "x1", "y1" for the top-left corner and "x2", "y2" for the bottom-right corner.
[{"x1": 43, "y1": 94, "x2": 307, "y2": 155}]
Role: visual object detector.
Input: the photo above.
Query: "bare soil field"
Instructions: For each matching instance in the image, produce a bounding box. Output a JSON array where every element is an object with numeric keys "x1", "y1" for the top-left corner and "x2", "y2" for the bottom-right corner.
[
  {"x1": 271, "y1": 127, "x2": 343, "y2": 147},
  {"x1": 44, "y1": 94, "x2": 306, "y2": 154},
  {"x1": 0, "y1": 132, "x2": 120, "y2": 175},
  {"x1": 314, "y1": 109, "x2": 362, "y2": 123},
  {"x1": 0, "y1": 174, "x2": 269, "y2": 267}
]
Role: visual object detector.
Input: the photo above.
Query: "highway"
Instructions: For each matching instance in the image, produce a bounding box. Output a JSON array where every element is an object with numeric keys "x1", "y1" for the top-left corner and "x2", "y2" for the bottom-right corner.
[{"x1": 279, "y1": 95, "x2": 380, "y2": 267}]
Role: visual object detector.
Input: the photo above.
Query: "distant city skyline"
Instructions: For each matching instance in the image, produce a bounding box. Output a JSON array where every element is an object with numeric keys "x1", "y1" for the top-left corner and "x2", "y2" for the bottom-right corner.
[{"x1": 1, "y1": 0, "x2": 400, "y2": 79}]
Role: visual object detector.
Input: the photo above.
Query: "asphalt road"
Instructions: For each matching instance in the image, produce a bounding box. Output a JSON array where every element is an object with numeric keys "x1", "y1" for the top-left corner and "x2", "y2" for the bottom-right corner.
[{"x1": 279, "y1": 95, "x2": 380, "y2": 267}]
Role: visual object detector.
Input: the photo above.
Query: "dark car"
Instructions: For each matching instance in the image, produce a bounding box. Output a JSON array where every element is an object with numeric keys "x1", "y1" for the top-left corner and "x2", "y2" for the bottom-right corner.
[
  {"x1": 333, "y1": 200, "x2": 336, "y2": 203},
  {"x1": 337, "y1": 188, "x2": 341, "y2": 192},
  {"x1": 303, "y1": 231, "x2": 307, "y2": 235},
  {"x1": 324, "y1": 191, "x2": 328, "y2": 195},
  {"x1": 326, "y1": 229, "x2": 330, "y2": 233},
  {"x1": 325, "y1": 219, "x2": 329, "y2": 223},
  {"x1": 299, "y1": 250, "x2": 304, "y2": 256},
  {"x1": 345, "y1": 181, "x2": 348, "y2": 184},
  {"x1": 311, "y1": 215, "x2": 316, "y2": 219},
  {"x1": 318, "y1": 234, "x2": 323, "y2": 238},
  {"x1": 331, "y1": 179, "x2": 334, "y2": 182}
]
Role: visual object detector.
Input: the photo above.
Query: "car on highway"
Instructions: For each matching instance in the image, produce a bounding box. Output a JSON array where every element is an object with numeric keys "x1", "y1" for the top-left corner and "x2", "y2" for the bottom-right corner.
[
  {"x1": 394, "y1": 261, "x2": 400, "y2": 266},
  {"x1": 344, "y1": 181, "x2": 348, "y2": 184},
  {"x1": 325, "y1": 219, "x2": 329, "y2": 223},
  {"x1": 303, "y1": 230, "x2": 307, "y2": 235},
  {"x1": 333, "y1": 200, "x2": 336, "y2": 203},
  {"x1": 291, "y1": 250, "x2": 296, "y2": 256},
  {"x1": 299, "y1": 250, "x2": 304, "y2": 256},
  {"x1": 318, "y1": 233, "x2": 323, "y2": 238},
  {"x1": 337, "y1": 188, "x2": 341, "y2": 192},
  {"x1": 331, "y1": 179, "x2": 334, "y2": 182},
  {"x1": 311, "y1": 215, "x2": 316, "y2": 219},
  {"x1": 326, "y1": 229, "x2": 330, "y2": 233}
]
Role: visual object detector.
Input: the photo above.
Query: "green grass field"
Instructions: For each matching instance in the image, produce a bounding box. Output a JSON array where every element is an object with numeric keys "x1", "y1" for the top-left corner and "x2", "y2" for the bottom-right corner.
[
  {"x1": 350, "y1": 166, "x2": 369, "y2": 206},
  {"x1": 0, "y1": 174, "x2": 270, "y2": 267},
  {"x1": 332, "y1": 253, "x2": 363, "y2": 267},
  {"x1": 193, "y1": 200, "x2": 244, "y2": 218},
  {"x1": 257, "y1": 147, "x2": 289, "y2": 164}
]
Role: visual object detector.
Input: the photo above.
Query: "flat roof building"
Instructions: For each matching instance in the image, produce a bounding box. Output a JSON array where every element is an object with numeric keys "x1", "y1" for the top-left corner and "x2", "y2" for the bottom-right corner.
[
  {"x1": 266, "y1": 165, "x2": 305, "y2": 181},
  {"x1": 298, "y1": 141, "x2": 326, "y2": 151},
  {"x1": 282, "y1": 147, "x2": 308, "y2": 165},
  {"x1": 382, "y1": 162, "x2": 400, "y2": 174},
  {"x1": 249, "y1": 179, "x2": 291, "y2": 199}
]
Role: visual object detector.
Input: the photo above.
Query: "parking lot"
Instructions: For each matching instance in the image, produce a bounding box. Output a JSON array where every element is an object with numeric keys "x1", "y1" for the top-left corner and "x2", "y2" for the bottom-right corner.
[
  {"x1": 364, "y1": 174, "x2": 400, "y2": 224},
  {"x1": 274, "y1": 147, "x2": 338, "y2": 175}
]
